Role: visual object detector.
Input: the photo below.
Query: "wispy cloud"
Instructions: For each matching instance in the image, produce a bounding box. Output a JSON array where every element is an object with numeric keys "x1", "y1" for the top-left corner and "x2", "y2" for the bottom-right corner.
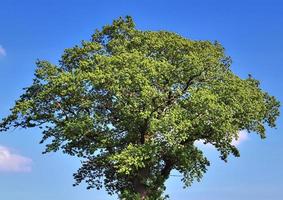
[
  {"x1": 195, "y1": 130, "x2": 248, "y2": 149},
  {"x1": 0, "y1": 45, "x2": 6, "y2": 57},
  {"x1": 0, "y1": 145, "x2": 32, "y2": 172},
  {"x1": 194, "y1": 139, "x2": 215, "y2": 149},
  {"x1": 231, "y1": 130, "x2": 248, "y2": 146}
]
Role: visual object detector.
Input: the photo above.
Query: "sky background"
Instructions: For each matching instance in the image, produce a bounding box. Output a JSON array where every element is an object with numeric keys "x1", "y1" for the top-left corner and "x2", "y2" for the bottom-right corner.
[{"x1": 0, "y1": 0, "x2": 282, "y2": 199}]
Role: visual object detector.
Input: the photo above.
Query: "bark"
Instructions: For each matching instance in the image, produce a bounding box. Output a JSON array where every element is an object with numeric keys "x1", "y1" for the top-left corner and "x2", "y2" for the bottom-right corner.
[
  {"x1": 132, "y1": 167, "x2": 150, "y2": 199},
  {"x1": 133, "y1": 180, "x2": 148, "y2": 200},
  {"x1": 132, "y1": 160, "x2": 174, "y2": 200}
]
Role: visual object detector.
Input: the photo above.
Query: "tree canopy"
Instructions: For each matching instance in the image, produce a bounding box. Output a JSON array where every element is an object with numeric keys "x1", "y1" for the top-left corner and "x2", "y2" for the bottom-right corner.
[{"x1": 0, "y1": 16, "x2": 280, "y2": 199}]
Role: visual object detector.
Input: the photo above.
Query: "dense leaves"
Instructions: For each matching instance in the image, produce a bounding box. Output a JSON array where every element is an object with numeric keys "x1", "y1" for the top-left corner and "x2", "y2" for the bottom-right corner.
[{"x1": 0, "y1": 16, "x2": 280, "y2": 199}]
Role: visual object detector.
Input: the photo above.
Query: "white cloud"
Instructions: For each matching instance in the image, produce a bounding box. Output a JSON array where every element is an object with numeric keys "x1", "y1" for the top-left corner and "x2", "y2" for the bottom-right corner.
[
  {"x1": 194, "y1": 139, "x2": 215, "y2": 149},
  {"x1": 0, "y1": 45, "x2": 6, "y2": 57},
  {"x1": 0, "y1": 145, "x2": 32, "y2": 172},
  {"x1": 195, "y1": 130, "x2": 248, "y2": 149},
  {"x1": 231, "y1": 130, "x2": 248, "y2": 146}
]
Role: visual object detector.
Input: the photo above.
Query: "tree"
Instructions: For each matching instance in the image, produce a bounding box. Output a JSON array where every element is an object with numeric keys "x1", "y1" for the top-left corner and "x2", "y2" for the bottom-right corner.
[{"x1": 0, "y1": 16, "x2": 280, "y2": 199}]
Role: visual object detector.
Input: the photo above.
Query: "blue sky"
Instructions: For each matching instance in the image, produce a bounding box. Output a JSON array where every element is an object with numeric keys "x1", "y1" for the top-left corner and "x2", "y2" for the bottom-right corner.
[{"x1": 0, "y1": 0, "x2": 282, "y2": 199}]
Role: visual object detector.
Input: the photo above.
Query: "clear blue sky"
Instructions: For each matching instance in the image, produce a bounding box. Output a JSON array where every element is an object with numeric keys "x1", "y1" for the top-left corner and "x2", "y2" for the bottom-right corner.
[{"x1": 0, "y1": 0, "x2": 282, "y2": 199}]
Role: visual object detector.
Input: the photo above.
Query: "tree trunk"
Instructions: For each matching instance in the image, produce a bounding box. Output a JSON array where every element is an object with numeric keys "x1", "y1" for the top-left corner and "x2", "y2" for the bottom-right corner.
[{"x1": 133, "y1": 179, "x2": 148, "y2": 200}]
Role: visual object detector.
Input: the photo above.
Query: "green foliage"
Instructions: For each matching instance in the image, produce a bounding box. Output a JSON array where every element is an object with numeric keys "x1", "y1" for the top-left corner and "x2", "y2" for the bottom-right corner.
[{"x1": 0, "y1": 16, "x2": 280, "y2": 199}]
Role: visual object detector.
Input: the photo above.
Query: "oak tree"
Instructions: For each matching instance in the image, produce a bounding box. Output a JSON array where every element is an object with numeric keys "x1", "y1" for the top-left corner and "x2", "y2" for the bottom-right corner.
[{"x1": 0, "y1": 16, "x2": 280, "y2": 199}]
